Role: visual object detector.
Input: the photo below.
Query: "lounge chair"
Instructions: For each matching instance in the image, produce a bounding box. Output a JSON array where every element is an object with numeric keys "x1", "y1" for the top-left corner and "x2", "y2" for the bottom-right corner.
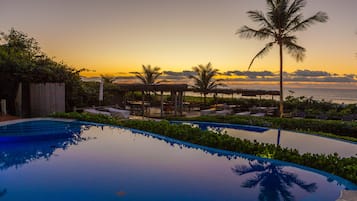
[
  {"x1": 251, "y1": 113, "x2": 266, "y2": 117},
  {"x1": 235, "y1": 111, "x2": 251, "y2": 116},
  {"x1": 83, "y1": 108, "x2": 111, "y2": 116},
  {"x1": 105, "y1": 107, "x2": 130, "y2": 119},
  {"x1": 216, "y1": 109, "x2": 232, "y2": 116},
  {"x1": 200, "y1": 108, "x2": 216, "y2": 116}
]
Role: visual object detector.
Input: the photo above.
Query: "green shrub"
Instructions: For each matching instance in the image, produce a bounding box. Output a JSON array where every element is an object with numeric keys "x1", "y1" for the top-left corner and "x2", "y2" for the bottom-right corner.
[
  {"x1": 168, "y1": 115, "x2": 357, "y2": 142},
  {"x1": 51, "y1": 112, "x2": 357, "y2": 184}
]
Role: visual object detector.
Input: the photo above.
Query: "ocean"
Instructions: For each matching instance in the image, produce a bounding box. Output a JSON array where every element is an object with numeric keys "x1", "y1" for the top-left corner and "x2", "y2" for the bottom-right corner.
[
  {"x1": 83, "y1": 77, "x2": 357, "y2": 104},
  {"x1": 222, "y1": 81, "x2": 357, "y2": 104}
]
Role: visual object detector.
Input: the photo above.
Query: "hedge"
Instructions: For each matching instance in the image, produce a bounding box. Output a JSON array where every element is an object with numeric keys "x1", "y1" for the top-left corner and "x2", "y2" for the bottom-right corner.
[{"x1": 51, "y1": 112, "x2": 357, "y2": 184}]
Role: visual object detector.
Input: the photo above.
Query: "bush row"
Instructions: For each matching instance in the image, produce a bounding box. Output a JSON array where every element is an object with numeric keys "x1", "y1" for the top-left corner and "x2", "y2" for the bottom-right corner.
[
  {"x1": 168, "y1": 115, "x2": 357, "y2": 141},
  {"x1": 51, "y1": 112, "x2": 357, "y2": 184}
]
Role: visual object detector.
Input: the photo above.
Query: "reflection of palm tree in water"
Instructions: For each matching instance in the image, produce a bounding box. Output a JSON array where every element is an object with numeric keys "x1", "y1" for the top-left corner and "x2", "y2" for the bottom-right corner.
[
  {"x1": 232, "y1": 161, "x2": 317, "y2": 201},
  {"x1": 0, "y1": 189, "x2": 6, "y2": 198}
]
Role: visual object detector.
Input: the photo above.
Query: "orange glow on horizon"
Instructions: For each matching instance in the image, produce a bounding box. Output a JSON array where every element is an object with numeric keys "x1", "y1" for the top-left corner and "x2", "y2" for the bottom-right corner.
[{"x1": 2, "y1": 0, "x2": 355, "y2": 77}]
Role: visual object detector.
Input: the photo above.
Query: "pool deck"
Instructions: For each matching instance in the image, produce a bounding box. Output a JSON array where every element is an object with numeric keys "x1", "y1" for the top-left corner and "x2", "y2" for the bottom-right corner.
[
  {"x1": 0, "y1": 115, "x2": 20, "y2": 122},
  {"x1": 0, "y1": 117, "x2": 76, "y2": 126},
  {"x1": 336, "y1": 190, "x2": 357, "y2": 201}
]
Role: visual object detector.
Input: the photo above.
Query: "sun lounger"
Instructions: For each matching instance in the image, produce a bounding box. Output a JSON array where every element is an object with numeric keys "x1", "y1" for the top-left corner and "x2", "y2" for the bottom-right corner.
[
  {"x1": 84, "y1": 109, "x2": 111, "y2": 116},
  {"x1": 235, "y1": 111, "x2": 251, "y2": 116},
  {"x1": 251, "y1": 113, "x2": 266, "y2": 117},
  {"x1": 200, "y1": 108, "x2": 216, "y2": 116},
  {"x1": 105, "y1": 107, "x2": 130, "y2": 119},
  {"x1": 216, "y1": 109, "x2": 232, "y2": 116}
]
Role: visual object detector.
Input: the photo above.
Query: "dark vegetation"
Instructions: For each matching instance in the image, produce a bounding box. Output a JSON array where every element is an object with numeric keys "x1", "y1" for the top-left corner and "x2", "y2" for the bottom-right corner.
[
  {"x1": 51, "y1": 112, "x2": 357, "y2": 184},
  {"x1": 182, "y1": 95, "x2": 357, "y2": 121},
  {"x1": 0, "y1": 29, "x2": 122, "y2": 114},
  {"x1": 168, "y1": 115, "x2": 357, "y2": 142}
]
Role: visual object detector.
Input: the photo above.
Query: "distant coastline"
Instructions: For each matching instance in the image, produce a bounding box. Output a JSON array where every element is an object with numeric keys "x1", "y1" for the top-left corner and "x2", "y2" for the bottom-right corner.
[{"x1": 81, "y1": 76, "x2": 357, "y2": 104}]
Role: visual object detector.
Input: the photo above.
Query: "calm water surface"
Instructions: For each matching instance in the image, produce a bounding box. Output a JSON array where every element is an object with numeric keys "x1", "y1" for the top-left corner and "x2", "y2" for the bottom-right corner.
[
  {"x1": 0, "y1": 121, "x2": 355, "y2": 201},
  {"x1": 181, "y1": 121, "x2": 357, "y2": 158}
]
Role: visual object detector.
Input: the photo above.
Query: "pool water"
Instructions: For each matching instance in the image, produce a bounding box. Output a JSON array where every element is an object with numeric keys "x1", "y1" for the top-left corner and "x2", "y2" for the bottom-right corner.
[
  {"x1": 175, "y1": 121, "x2": 357, "y2": 158},
  {"x1": 0, "y1": 119, "x2": 84, "y2": 142},
  {"x1": 0, "y1": 120, "x2": 356, "y2": 201}
]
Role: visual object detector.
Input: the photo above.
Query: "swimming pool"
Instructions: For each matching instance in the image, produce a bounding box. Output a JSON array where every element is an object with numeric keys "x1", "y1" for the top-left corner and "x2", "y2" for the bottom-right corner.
[
  {"x1": 0, "y1": 119, "x2": 356, "y2": 201},
  {"x1": 173, "y1": 121, "x2": 357, "y2": 158}
]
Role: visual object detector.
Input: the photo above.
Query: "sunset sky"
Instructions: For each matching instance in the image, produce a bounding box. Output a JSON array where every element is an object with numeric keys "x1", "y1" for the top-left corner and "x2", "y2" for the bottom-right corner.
[{"x1": 1, "y1": 0, "x2": 356, "y2": 77}]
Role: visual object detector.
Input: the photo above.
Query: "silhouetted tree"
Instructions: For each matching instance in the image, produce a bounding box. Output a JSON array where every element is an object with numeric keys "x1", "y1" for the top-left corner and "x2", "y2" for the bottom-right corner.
[
  {"x1": 0, "y1": 28, "x2": 87, "y2": 112},
  {"x1": 133, "y1": 65, "x2": 162, "y2": 85},
  {"x1": 100, "y1": 74, "x2": 117, "y2": 84},
  {"x1": 189, "y1": 62, "x2": 223, "y2": 105},
  {"x1": 237, "y1": 0, "x2": 328, "y2": 117}
]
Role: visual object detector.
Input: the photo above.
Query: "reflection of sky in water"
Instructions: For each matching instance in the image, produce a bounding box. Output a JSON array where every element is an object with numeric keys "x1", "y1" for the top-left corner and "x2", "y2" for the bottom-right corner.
[
  {"x1": 0, "y1": 123, "x2": 355, "y2": 201},
  {"x1": 185, "y1": 122, "x2": 357, "y2": 158}
]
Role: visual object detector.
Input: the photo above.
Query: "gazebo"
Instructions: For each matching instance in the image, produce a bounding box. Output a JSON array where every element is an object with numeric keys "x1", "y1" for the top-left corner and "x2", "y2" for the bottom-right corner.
[
  {"x1": 117, "y1": 84, "x2": 188, "y2": 117},
  {"x1": 117, "y1": 83, "x2": 280, "y2": 117}
]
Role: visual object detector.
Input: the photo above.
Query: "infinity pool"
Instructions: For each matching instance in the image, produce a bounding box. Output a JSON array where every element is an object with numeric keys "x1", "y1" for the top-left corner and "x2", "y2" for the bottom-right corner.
[
  {"x1": 173, "y1": 121, "x2": 357, "y2": 158},
  {"x1": 0, "y1": 119, "x2": 356, "y2": 201}
]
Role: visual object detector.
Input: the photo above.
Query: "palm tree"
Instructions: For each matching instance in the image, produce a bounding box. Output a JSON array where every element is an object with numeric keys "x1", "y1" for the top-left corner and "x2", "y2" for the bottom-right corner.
[
  {"x1": 132, "y1": 65, "x2": 162, "y2": 85},
  {"x1": 100, "y1": 74, "x2": 117, "y2": 84},
  {"x1": 232, "y1": 161, "x2": 317, "y2": 201},
  {"x1": 189, "y1": 62, "x2": 222, "y2": 105},
  {"x1": 237, "y1": 0, "x2": 328, "y2": 117}
]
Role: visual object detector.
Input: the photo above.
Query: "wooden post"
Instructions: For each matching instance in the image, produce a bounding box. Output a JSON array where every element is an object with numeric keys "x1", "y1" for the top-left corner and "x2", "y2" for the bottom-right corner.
[
  {"x1": 160, "y1": 91, "x2": 164, "y2": 118},
  {"x1": 174, "y1": 91, "x2": 178, "y2": 116},
  {"x1": 179, "y1": 91, "x2": 183, "y2": 116},
  {"x1": 141, "y1": 90, "x2": 145, "y2": 117}
]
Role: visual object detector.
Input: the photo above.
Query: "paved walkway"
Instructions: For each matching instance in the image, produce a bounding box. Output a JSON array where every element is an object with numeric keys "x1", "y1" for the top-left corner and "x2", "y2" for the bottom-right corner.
[{"x1": 0, "y1": 115, "x2": 20, "y2": 122}]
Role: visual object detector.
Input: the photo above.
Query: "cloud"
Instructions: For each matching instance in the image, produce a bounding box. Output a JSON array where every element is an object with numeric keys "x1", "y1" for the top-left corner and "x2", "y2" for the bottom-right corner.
[
  {"x1": 293, "y1": 70, "x2": 331, "y2": 77},
  {"x1": 162, "y1": 70, "x2": 195, "y2": 77},
  {"x1": 226, "y1": 71, "x2": 275, "y2": 78},
  {"x1": 82, "y1": 70, "x2": 357, "y2": 83},
  {"x1": 344, "y1": 74, "x2": 356, "y2": 79}
]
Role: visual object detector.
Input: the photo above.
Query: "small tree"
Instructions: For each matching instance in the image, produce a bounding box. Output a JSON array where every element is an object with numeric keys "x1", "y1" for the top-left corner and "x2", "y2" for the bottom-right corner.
[
  {"x1": 132, "y1": 65, "x2": 161, "y2": 85},
  {"x1": 189, "y1": 62, "x2": 222, "y2": 105}
]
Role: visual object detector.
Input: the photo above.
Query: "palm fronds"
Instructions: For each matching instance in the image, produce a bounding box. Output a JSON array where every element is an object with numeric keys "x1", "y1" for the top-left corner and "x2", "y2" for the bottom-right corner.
[{"x1": 132, "y1": 65, "x2": 162, "y2": 85}]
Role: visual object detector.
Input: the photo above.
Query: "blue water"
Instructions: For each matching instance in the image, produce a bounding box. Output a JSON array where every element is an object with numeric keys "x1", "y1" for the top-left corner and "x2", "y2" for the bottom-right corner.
[
  {"x1": 0, "y1": 120, "x2": 356, "y2": 201},
  {"x1": 175, "y1": 121, "x2": 357, "y2": 158},
  {"x1": 0, "y1": 120, "x2": 85, "y2": 142}
]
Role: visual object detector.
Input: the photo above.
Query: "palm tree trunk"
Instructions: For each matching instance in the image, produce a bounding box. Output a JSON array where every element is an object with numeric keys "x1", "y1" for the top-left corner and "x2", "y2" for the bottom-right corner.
[
  {"x1": 203, "y1": 93, "x2": 207, "y2": 105},
  {"x1": 279, "y1": 43, "x2": 284, "y2": 118}
]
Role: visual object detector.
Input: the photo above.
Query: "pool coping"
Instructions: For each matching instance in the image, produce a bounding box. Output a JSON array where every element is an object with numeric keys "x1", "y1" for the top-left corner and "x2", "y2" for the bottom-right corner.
[
  {"x1": 0, "y1": 117, "x2": 76, "y2": 126},
  {"x1": 172, "y1": 120, "x2": 357, "y2": 145}
]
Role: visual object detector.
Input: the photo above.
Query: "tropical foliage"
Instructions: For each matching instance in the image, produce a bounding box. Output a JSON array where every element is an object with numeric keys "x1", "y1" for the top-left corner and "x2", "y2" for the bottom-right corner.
[
  {"x1": 237, "y1": 0, "x2": 328, "y2": 117},
  {"x1": 51, "y1": 112, "x2": 357, "y2": 184},
  {"x1": 169, "y1": 115, "x2": 357, "y2": 142},
  {"x1": 100, "y1": 74, "x2": 117, "y2": 84},
  {"x1": 0, "y1": 28, "x2": 86, "y2": 113},
  {"x1": 188, "y1": 62, "x2": 223, "y2": 104},
  {"x1": 132, "y1": 65, "x2": 162, "y2": 85}
]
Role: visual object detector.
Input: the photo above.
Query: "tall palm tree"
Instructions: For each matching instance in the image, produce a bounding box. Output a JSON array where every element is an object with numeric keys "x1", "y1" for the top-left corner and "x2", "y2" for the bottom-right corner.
[
  {"x1": 237, "y1": 0, "x2": 328, "y2": 117},
  {"x1": 133, "y1": 65, "x2": 162, "y2": 85},
  {"x1": 189, "y1": 62, "x2": 222, "y2": 105},
  {"x1": 233, "y1": 161, "x2": 317, "y2": 201}
]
